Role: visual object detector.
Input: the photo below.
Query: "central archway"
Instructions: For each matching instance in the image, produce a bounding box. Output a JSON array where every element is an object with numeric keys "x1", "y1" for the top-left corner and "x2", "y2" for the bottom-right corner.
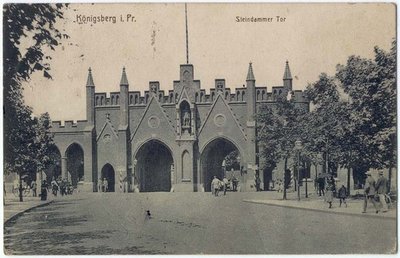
[
  {"x1": 135, "y1": 140, "x2": 173, "y2": 192},
  {"x1": 201, "y1": 138, "x2": 242, "y2": 192}
]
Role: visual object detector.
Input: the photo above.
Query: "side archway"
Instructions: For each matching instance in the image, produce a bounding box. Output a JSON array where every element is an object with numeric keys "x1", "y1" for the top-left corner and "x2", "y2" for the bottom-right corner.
[
  {"x1": 65, "y1": 143, "x2": 84, "y2": 187},
  {"x1": 45, "y1": 145, "x2": 62, "y2": 182},
  {"x1": 101, "y1": 163, "x2": 115, "y2": 192}
]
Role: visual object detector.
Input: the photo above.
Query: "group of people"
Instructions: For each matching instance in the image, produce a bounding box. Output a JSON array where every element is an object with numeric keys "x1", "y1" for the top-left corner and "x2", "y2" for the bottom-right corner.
[
  {"x1": 210, "y1": 175, "x2": 239, "y2": 196},
  {"x1": 363, "y1": 171, "x2": 389, "y2": 213},
  {"x1": 50, "y1": 178, "x2": 74, "y2": 197},
  {"x1": 98, "y1": 178, "x2": 109, "y2": 192}
]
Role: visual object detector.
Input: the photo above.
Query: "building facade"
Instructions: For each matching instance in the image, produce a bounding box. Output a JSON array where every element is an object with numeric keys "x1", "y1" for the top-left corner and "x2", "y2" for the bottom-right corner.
[{"x1": 49, "y1": 62, "x2": 309, "y2": 192}]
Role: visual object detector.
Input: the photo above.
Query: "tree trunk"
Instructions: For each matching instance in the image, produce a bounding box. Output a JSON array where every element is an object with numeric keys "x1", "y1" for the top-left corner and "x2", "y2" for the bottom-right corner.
[
  {"x1": 347, "y1": 167, "x2": 351, "y2": 196},
  {"x1": 19, "y1": 171, "x2": 23, "y2": 202},
  {"x1": 283, "y1": 157, "x2": 288, "y2": 200}
]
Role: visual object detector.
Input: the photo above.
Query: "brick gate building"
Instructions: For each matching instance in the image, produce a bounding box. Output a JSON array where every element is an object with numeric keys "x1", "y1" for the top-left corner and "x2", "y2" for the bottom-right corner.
[{"x1": 48, "y1": 62, "x2": 308, "y2": 192}]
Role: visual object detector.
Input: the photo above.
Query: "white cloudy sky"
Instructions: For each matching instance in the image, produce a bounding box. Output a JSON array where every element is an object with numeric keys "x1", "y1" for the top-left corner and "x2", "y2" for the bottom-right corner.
[{"x1": 21, "y1": 3, "x2": 395, "y2": 121}]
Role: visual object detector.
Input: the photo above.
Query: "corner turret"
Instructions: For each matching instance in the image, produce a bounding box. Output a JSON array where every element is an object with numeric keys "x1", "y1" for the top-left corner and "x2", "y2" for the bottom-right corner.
[
  {"x1": 119, "y1": 67, "x2": 129, "y2": 128},
  {"x1": 86, "y1": 67, "x2": 95, "y2": 125},
  {"x1": 283, "y1": 60, "x2": 293, "y2": 92}
]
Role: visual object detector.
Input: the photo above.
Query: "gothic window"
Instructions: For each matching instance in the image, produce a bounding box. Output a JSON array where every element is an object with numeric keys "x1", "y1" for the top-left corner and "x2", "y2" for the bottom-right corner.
[
  {"x1": 130, "y1": 95, "x2": 133, "y2": 104},
  {"x1": 159, "y1": 93, "x2": 163, "y2": 102},
  {"x1": 236, "y1": 91, "x2": 240, "y2": 101},
  {"x1": 96, "y1": 96, "x2": 99, "y2": 106},
  {"x1": 135, "y1": 95, "x2": 138, "y2": 104},
  {"x1": 111, "y1": 96, "x2": 114, "y2": 105},
  {"x1": 211, "y1": 92, "x2": 215, "y2": 101},
  {"x1": 262, "y1": 90, "x2": 265, "y2": 100},
  {"x1": 225, "y1": 91, "x2": 229, "y2": 100},
  {"x1": 195, "y1": 92, "x2": 199, "y2": 102},
  {"x1": 200, "y1": 92, "x2": 203, "y2": 102},
  {"x1": 257, "y1": 90, "x2": 260, "y2": 100},
  {"x1": 116, "y1": 95, "x2": 119, "y2": 105},
  {"x1": 145, "y1": 94, "x2": 149, "y2": 104},
  {"x1": 101, "y1": 96, "x2": 104, "y2": 105},
  {"x1": 242, "y1": 91, "x2": 245, "y2": 101},
  {"x1": 279, "y1": 89, "x2": 282, "y2": 95}
]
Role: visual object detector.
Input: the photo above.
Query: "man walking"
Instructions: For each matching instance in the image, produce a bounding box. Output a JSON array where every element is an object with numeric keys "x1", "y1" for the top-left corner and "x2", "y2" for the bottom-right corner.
[
  {"x1": 211, "y1": 176, "x2": 221, "y2": 197},
  {"x1": 31, "y1": 180, "x2": 37, "y2": 197},
  {"x1": 375, "y1": 171, "x2": 388, "y2": 213},
  {"x1": 362, "y1": 172, "x2": 379, "y2": 214},
  {"x1": 222, "y1": 176, "x2": 229, "y2": 195},
  {"x1": 317, "y1": 174, "x2": 325, "y2": 196}
]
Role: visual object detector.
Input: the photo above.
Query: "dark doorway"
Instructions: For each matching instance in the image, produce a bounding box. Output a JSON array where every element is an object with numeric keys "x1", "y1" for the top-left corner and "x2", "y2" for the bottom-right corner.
[
  {"x1": 45, "y1": 145, "x2": 62, "y2": 182},
  {"x1": 101, "y1": 164, "x2": 115, "y2": 192},
  {"x1": 65, "y1": 143, "x2": 84, "y2": 187},
  {"x1": 201, "y1": 138, "x2": 241, "y2": 192},
  {"x1": 135, "y1": 140, "x2": 173, "y2": 192}
]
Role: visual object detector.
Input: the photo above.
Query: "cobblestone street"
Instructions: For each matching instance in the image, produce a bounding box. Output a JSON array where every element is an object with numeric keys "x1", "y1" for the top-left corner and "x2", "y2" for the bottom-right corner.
[{"x1": 4, "y1": 192, "x2": 397, "y2": 254}]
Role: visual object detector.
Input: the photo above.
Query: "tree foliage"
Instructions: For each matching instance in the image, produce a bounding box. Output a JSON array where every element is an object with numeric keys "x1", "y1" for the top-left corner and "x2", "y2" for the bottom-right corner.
[
  {"x1": 257, "y1": 40, "x2": 396, "y2": 193},
  {"x1": 3, "y1": 4, "x2": 67, "y2": 176}
]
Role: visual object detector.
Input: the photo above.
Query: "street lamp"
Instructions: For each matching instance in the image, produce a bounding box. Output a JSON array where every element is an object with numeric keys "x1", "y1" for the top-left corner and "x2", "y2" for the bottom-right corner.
[{"x1": 294, "y1": 140, "x2": 303, "y2": 201}]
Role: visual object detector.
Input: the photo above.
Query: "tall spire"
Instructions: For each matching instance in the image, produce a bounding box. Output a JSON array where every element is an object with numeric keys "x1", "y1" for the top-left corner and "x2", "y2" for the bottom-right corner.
[
  {"x1": 283, "y1": 60, "x2": 292, "y2": 80},
  {"x1": 185, "y1": 3, "x2": 189, "y2": 64},
  {"x1": 86, "y1": 67, "x2": 95, "y2": 87},
  {"x1": 120, "y1": 67, "x2": 129, "y2": 86},
  {"x1": 246, "y1": 62, "x2": 255, "y2": 81}
]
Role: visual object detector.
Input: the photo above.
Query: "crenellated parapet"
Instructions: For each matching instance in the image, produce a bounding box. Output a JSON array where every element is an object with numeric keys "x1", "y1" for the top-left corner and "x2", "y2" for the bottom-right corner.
[{"x1": 51, "y1": 120, "x2": 90, "y2": 132}]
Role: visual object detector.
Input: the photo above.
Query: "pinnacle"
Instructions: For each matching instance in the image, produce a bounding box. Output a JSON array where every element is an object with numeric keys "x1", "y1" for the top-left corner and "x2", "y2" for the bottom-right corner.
[
  {"x1": 246, "y1": 62, "x2": 255, "y2": 81},
  {"x1": 120, "y1": 67, "x2": 129, "y2": 86},
  {"x1": 283, "y1": 60, "x2": 292, "y2": 80},
  {"x1": 86, "y1": 67, "x2": 95, "y2": 87}
]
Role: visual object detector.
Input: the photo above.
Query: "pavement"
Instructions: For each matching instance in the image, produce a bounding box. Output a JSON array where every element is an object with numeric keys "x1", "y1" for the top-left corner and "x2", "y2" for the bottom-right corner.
[
  {"x1": 3, "y1": 195, "x2": 54, "y2": 224},
  {"x1": 4, "y1": 191, "x2": 397, "y2": 254},
  {"x1": 243, "y1": 191, "x2": 397, "y2": 220}
]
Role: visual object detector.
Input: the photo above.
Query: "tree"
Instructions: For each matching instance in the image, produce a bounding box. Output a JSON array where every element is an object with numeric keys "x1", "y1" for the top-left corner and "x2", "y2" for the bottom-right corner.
[
  {"x1": 336, "y1": 40, "x2": 396, "y2": 190},
  {"x1": 257, "y1": 97, "x2": 307, "y2": 200},
  {"x1": 3, "y1": 4, "x2": 68, "y2": 201}
]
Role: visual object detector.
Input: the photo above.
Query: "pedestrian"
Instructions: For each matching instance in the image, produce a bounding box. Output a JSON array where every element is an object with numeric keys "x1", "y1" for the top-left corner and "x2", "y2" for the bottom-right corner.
[
  {"x1": 51, "y1": 179, "x2": 59, "y2": 196},
  {"x1": 231, "y1": 175, "x2": 238, "y2": 192},
  {"x1": 375, "y1": 171, "x2": 388, "y2": 213},
  {"x1": 317, "y1": 173, "x2": 325, "y2": 196},
  {"x1": 31, "y1": 180, "x2": 37, "y2": 197},
  {"x1": 362, "y1": 172, "x2": 379, "y2": 214},
  {"x1": 98, "y1": 178, "x2": 103, "y2": 192},
  {"x1": 255, "y1": 175, "x2": 261, "y2": 192},
  {"x1": 103, "y1": 178, "x2": 108, "y2": 192},
  {"x1": 325, "y1": 176, "x2": 335, "y2": 208},
  {"x1": 60, "y1": 179, "x2": 67, "y2": 196},
  {"x1": 338, "y1": 184, "x2": 347, "y2": 207},
  {"x1": 40, "y1": 180, "x2": 48, "y2": 201},
  {"x1": 222, "y1": 176, "x2": 229, "y2": 195},
  {"x1": 211, "y1": 176, "x2": 221, "y2": 197}
]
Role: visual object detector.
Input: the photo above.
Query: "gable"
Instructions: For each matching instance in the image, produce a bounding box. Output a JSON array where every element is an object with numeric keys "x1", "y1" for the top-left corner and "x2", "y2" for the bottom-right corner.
[
  {"x1": 198, "y1": 93, "x2": 247, "y2": 141},
  {"x1": 130, "y1": 96, "x2": 176, "y2": 141},
  {"x1": 96, "y1": 119, "x2": 118, "y2": 143}
]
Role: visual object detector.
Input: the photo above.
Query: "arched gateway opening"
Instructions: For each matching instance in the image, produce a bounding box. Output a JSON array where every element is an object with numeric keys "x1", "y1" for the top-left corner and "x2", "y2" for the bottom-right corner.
[
  {"x1": 65, "y1": 143, "x2": 84, "y2": 187},
  {"x1": 45, "y1": 145, "x2": 62, "y2": 182},
  {"x1": 201, "y1": 138, "x2": 241, "y2": 192},
  {"x1": 101, "y1": 164, "x2": 115, "y2": 192},
  {"x1": 135, "y1": 140, "x2": 173, "y2": 192}
]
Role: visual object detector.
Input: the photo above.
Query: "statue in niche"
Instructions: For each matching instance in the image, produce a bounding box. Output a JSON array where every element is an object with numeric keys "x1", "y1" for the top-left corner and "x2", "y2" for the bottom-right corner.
[
  {"x1": 183, "y1": 110, "x2": 190, "y2": 127},
  {"x1": 181, "y1": 108, "x2": 191, "y2": 134}
]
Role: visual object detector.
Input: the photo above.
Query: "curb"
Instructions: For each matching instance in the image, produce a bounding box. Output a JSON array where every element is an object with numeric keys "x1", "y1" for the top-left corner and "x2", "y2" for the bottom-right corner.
[
  {"x1": 4, "y1": 200, "x2": 54, "y2": 226},
  {"x1": 243, "y1": 199, "x2": 396, "y2": 221}
]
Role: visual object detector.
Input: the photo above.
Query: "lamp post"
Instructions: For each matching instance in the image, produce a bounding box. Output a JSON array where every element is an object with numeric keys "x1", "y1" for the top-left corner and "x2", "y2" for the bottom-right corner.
[{"x1": 294, "y1": 140, "x2": 303, "y2": 201}]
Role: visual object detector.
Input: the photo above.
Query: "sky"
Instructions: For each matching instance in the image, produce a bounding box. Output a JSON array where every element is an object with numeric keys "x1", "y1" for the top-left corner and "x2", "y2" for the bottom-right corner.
[{"x1": 21, "y1": 3, "x2": 396, "y2": 121}]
